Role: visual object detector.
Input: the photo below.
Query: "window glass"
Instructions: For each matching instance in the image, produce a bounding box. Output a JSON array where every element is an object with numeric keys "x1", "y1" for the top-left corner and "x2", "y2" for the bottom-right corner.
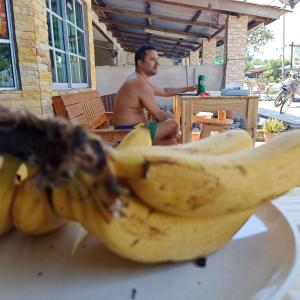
[
  {"x1": 68, "y1": 24, "x2": 77, "y2": 54},
  {"x1": 55, "y1": 52, "x2": 67, "y2": 83},
  {"x1": 0, "y1": 43, "x2": 14, "y2": 88},
  {"x1": 75, "y1": 1, "x2": 83, "y2": 29},
  {"x1": 0, "y1": 0, "x2": 8, "y2": 39},
  {"x1": 51, "y1": 0, "x2": 62, "y2": 16},
  {"x1": 52, "y1": 16, "x2": 64, "y2": 50},
  {"x1": 77, "y1": 30, "x2": 85, "y2": 57},
  {"x1": 0, "y1": 0, "x2": 18, "y2": 89},
  {"x1": 46, "y1": 0, "x2": 88, "y2": 87},
  {"x1": 79, "y1": 58, "x2": 87, "y2": 83},
  {"x1": 47, "y1": 12, "x2": 53, "y2": 47},
  {"x1": 70, "y1": 55, "x2": 80, "y2": 83},
  {"x1": 49, "y1": 49, "x2": 56, "y2": 82},
  {"x1": 66, "y1": 0, "x2": 75, "y2": 24}
]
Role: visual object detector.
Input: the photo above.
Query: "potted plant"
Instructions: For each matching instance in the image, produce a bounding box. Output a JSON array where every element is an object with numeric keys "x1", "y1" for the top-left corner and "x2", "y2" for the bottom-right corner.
[{"x1": 262, "y1": 118, "x2": 287, "y2": 141}]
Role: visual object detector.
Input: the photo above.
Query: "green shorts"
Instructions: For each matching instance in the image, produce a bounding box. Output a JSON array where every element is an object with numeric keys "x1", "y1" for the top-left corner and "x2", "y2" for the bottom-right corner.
[{"x1": 146, "y1": 120, "x2": 157, "y2": 142}]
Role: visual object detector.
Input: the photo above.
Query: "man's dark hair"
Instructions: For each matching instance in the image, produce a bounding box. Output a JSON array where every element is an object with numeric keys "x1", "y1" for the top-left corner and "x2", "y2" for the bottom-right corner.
[{"x1": 135, "y1": 44, "x2": 156, "y2": 67}]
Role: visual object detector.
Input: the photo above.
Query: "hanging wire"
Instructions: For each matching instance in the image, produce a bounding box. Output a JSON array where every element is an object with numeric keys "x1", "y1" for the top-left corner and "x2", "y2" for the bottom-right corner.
[
  {"x1": 184, "y1": 48, "x2": 189, "y2": 86},
  {"x1": 209, "y1": 4, "x2": 212, "y2": 38}
]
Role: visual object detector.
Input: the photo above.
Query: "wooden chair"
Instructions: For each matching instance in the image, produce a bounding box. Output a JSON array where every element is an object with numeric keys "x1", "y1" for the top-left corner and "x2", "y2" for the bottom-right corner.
[{"x1": 52, "y1": 90, "x2": 129, "y2": 146}]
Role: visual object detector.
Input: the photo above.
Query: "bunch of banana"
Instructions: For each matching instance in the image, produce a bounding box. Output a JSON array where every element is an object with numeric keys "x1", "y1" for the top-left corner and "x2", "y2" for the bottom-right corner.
[
  {"x1": 12, "y1": 163, "x2": 66, "y2": 235},
  {"x1": 108, "y1": 129, "x2": 300, "y2": 218},
  {"x1": 108, "y1": 129, "x2": 254, "y2": 178},
  {"x1": 0, "y1": 154, "x2": 22, "y2": 234},
  {"x1": 58, "y1": 182, "x2": 255, "y2": 263},
  {"x1": 49, "y1": 128, "x2": 257, "y2": 263}
]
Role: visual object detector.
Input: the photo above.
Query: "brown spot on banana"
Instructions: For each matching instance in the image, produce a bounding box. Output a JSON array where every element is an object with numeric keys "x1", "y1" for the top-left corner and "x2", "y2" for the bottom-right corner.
[
  {"x1": 131, "y1": 238, "x2": 140, "y2": 247},
  {"x1": 235, "y1": 165, "x2": 247, "y2": 176}
]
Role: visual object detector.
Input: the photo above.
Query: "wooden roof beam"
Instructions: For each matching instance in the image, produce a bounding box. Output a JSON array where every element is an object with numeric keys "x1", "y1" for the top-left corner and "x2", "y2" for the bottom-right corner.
[
  {"x1": 124, "y1": 37, "x2": 194, "y2": 49},
  {"x1": 172, "y1": 9, "x2": 202, "y2": 55},
  {"x1": 115, "y1": 31, "x2": 201, "y2": 45},
  {"x1": 93, "y1": 0, "x2": 128, "y2": 47},
  {"x1": 208, "y1": 24, "x2": 226, "y2": 41},
  {"x1": 94, "y1": 6, "x2": 222, "y2": 29},
  {"x1": 122, "y1": 41, "x2": 185, "y2": 52},
  {"x1": 99, "y1": 19, "x2": 211, "y2": 39},
  {"x1": 146, "y1": 1, "x2": 152, "y2": 27},
  {"x1": 149, "y1": 0, "x2": 287, "y2": 21}
]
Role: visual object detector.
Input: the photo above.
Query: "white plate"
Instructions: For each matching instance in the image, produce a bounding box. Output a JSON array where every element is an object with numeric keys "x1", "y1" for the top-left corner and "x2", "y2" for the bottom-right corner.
[{"x1": 0, "y1": 203, "x2": 299, "y2": 300}]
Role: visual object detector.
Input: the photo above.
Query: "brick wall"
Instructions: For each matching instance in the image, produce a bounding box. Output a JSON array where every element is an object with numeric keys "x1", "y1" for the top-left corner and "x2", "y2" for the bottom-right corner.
[
  {"x1": 0, "y1": 0, "x2": 96, "y2": 118},
  {"x1": 202, "y1": 39, "x2": 216, "y2": 65},
  {"x1": 189, "y1": 50, "x2": 200, "y2": 65},
  {"x1": 225, "y1": 15, "x2": 248, "y2": 87}
]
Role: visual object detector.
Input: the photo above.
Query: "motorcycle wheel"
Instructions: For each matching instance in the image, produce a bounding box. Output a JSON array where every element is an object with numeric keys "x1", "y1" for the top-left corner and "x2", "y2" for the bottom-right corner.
[
  {"x1": 280, "y1": 96, "x2": 293, "y2": 114},
  {"x1": 274, "y1": 90, "x2": 290, "y2": 107}
]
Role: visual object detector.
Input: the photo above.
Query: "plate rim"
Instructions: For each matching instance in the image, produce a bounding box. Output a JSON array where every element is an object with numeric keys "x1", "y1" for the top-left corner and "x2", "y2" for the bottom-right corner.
[{"x1": 268, "y1": 202, "x2": 300, "y2": 300}]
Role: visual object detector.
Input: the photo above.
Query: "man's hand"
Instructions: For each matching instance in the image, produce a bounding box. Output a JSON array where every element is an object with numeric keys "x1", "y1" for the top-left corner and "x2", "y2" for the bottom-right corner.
[
  {"x1": 189, "y1": 84, "x2": 198, "y2": 91},
  {"x1": 152, "y1": 84, "x2": 198, "y2": 97}
]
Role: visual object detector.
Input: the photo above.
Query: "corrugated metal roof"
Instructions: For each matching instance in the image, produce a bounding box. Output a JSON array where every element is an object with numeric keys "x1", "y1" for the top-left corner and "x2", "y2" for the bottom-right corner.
[{"x1": 92, "y1": 0, "x2": 287, "y2": 59}]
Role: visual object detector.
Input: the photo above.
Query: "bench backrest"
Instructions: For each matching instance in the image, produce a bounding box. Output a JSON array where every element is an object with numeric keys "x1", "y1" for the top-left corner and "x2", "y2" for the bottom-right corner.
[
  {"x1": 52, "y1": 90, "x2": 109, "y2": 129},
  {"x1": 101, "y1": 93, "x2": 117, "y2": 112}
]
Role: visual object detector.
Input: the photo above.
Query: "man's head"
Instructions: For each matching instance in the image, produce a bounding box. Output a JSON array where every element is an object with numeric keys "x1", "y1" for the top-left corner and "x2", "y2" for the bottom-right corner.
[{"x1": 135, "y1": 44, "x2": 159, "y2": 77}]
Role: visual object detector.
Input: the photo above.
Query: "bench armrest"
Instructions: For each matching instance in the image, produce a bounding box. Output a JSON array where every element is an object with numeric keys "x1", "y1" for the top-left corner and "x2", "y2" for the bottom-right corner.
[{"x1": 105, "y1": 112, "x2": 114, "y2": 119}]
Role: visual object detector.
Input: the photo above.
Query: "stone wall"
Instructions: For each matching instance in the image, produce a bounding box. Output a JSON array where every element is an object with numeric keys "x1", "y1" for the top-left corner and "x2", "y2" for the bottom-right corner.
[
  {"x1": 225, "y1": 15, "x2": 248, "y2": 87},
  {"x1": 0, "y1": 0, "x2": 96, "y2": 118},
  {"x1": 189, "y1": 50, "x2": 200, "y2": 65},
  {"x1": 202, "y1": 39, "x2": 217, "y2": 65}
]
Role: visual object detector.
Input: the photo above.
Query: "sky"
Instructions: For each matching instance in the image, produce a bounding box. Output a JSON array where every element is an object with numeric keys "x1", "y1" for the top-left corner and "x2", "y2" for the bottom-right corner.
[{"x1": 247, "y1": 0, "x2": 300, "y2": 60}]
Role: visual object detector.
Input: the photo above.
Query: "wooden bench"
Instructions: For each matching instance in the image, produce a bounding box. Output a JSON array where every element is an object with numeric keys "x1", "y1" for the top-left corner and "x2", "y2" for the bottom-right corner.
[{"x1": 52, "y1": 90, "x2": 129, "y2": 146}]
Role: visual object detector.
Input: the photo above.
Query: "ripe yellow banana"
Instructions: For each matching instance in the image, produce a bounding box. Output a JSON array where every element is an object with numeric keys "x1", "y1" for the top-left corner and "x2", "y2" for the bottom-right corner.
[
  {"x1": 0, "y1": 154, "x2": 22, "y2": 234},
  {"x1": 52, "y1": 184, "x2": 76, "y2": 221},
  {"x1": 155, "y1": 129, "x2": 253, "y2": 155},
  {"x1": 70, "y1": 184, "x2": 254, "y2": 263},
  {"x1": 118, "y1": 127, "x2": 152, "y2": 149},
  {"x1": 12, "y1": 176, "x2": 66, "y2": 235},
  {"x1": 108, "y1": 130, "x2": 254, "y2": 178},
  {"x1": 108, "y1": 129, "x2": 300, "y2": 217}
]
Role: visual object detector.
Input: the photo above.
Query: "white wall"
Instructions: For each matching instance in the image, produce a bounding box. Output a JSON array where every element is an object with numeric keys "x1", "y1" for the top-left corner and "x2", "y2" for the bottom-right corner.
[{"x1": 96, "y1": 65, "x2": 223, "y2": 108}]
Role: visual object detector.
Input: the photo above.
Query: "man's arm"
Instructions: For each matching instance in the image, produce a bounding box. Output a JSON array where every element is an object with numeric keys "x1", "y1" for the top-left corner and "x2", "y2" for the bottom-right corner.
[
  {"x1": 151, "y1": 83, "x2": 198, "y2": 97},
  {"x1": 138, "y1": 82, "x2": 169, "y2": 121}
]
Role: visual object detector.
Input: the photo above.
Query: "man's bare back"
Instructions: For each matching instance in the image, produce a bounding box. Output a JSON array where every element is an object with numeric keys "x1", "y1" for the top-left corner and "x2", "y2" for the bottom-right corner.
[{"x1": 112, "y1": 73, "x2": 152, "y2": 127}]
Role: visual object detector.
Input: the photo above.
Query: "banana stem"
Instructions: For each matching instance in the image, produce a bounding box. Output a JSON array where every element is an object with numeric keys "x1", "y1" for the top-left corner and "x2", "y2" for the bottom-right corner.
[{"x1": 0, "y1": 105, "x2": 108, "y2": 188}]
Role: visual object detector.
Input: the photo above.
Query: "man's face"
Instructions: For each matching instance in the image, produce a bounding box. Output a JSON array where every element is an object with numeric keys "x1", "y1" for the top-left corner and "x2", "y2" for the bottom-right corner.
[{"x1": 139, "y1": 50, "x2": 159, "y2": 76}]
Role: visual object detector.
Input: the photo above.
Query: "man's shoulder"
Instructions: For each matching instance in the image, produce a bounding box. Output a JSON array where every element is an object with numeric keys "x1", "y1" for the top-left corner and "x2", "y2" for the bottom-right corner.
[{"x1": 125, "y1": 76, "x2": 152, "y2": 91}]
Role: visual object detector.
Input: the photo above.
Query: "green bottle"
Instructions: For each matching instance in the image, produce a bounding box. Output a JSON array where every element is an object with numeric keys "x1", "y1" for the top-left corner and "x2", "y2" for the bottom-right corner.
[{"x1": 198, "y1": 75, "x2": 206, "y2": 94}]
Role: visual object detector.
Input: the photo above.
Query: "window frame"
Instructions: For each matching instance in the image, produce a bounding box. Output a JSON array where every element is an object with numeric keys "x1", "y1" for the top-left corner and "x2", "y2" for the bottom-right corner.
[
  {"x1": 0, "y1": 0, "x2": 19, "y2": 91},
  {"x1": 46, "y1": 0, "x2": 90, "y2": 90}
]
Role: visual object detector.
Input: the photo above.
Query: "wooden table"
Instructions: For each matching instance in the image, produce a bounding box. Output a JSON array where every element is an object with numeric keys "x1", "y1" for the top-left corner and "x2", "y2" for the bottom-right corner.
[{"x1": 173, "y1": 95, "x2": 259, "y2": 143}]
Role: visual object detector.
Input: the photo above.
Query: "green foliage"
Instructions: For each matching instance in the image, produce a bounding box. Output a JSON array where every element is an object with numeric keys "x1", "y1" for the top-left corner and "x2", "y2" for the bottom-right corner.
[
  {"x1": 247, "y1": 25, "x2": 274, "y2": 53},
  {"x1": 262, "y1": 118, "x2": 288, "y2": 133},
  {"x1": 215, "y1": 45, "x2": 224, "y2": 64},
  {"x1": 264, "y1": 59, "x2": 290, "y2": 82},
  {"x1": 0, "y1": 44, "x2": 10, "y2": 73}
]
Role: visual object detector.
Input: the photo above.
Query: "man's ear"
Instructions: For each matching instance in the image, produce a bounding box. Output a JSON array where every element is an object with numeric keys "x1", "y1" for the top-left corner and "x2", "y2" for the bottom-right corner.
[{"x1": 137, "y1": 59, "x2": 144, "y2": 68}]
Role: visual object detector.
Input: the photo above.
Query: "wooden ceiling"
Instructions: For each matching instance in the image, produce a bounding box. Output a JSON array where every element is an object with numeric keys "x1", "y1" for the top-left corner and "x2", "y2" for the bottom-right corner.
[{"x1": 92, "y1": 0, "x2": 287, "y2": 60}]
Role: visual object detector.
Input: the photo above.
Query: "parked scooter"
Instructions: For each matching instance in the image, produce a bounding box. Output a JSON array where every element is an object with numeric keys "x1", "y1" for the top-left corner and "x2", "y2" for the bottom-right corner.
[{"x1": 274, "y1": 73, "x2": 300, "y2": 114}]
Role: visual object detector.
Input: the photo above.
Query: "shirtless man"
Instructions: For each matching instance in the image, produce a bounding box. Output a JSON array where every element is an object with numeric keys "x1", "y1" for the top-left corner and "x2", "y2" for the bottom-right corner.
[{"x1": 112, "y1": 44, "x2": 197, "y2": 145}]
